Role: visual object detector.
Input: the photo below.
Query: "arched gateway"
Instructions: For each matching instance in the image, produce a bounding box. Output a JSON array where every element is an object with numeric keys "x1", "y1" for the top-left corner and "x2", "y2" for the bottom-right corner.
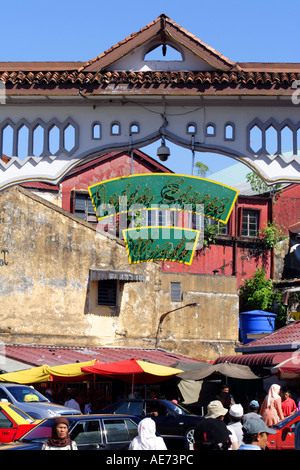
[{"x1": 1, "y1": 13, "x2": 300, "y2": 190}]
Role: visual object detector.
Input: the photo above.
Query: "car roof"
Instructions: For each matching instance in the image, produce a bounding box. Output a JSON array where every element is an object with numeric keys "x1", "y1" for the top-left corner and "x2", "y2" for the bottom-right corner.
[
  {"x1": 41, "y1": 413, "x2": 140, "y2": 419},
  {"x1": 28, "y1": 413, "x2": 141, "y2": 426},
  {"x1": 0, "y1": 383, "x2": 34, "y2": 387},
  {"x1": 122, "y1": 398, "x2": 169, "y2": 402}
]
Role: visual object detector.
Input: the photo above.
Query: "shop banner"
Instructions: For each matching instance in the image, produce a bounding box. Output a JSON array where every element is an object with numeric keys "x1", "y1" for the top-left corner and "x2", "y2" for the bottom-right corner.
[
  {"x1": 122, "y1": 226, "x2": 200, "y2": 265},
  {"x1": 88, "y1": 173, "x2": 238, "y2": 224}
]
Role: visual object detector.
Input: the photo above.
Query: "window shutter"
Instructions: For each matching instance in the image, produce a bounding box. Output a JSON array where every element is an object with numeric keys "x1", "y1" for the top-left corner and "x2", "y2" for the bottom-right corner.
[
  {"x1": 98, "y1": 280, "x2": 117, "y2": 306},
  {"x1": 170, "y1": 282, "x2": 181, "y2": 302}
]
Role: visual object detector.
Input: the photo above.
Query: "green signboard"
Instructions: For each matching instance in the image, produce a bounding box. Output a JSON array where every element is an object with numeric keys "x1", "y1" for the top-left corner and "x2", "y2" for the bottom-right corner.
[
  {"x1": 88, "y1": 173, "x2": 238, "y2": 224},
  {"x1": 122, "y1": 226, "x2": 200, "y2": 265}
]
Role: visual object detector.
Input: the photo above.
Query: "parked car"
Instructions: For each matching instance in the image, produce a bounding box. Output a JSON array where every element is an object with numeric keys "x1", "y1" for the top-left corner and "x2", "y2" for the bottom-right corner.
[
  {"x1": 0, "y1": 414, "x2": 188, "y2": 451},
  {"x1": 0, "y1": 401, "x2": 40, "y2": 443},
  {"x1": 100, "y1": 399, "x2": 204, "y2": 444},
  {"x1": 0, "y1": 384, "x2": 81, "y2": 419},
  {"x1": 267, "y1": 410, "x2": 300, "y2": 450}
]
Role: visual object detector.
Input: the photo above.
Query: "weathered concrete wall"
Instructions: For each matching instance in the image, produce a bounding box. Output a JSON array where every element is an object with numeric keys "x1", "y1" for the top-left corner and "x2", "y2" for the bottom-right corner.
[
  {"x1": 151, "y1": 272, "x2": 239, "y2": 359},
  {"x1": 0, "y1": 186, "x2": 239, "y2": 361},
  {"x1": 0, "y1": 186, "x2": 152, "y2": 346},
  {"x1": 112, "y1": 271, "x2": 239, "y2": 361}
]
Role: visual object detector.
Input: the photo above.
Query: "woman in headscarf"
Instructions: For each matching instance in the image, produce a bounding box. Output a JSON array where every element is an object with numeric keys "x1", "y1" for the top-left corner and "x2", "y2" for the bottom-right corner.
[
  {"x1": 129, "y1": 418, "x2": 167, "y2": 450},
  {"x1": 42, "y1": 417, "x2": 77, "y2": 450},
  {"x1": 260, "y1": 384, "x2": 284, "y2": 426}
]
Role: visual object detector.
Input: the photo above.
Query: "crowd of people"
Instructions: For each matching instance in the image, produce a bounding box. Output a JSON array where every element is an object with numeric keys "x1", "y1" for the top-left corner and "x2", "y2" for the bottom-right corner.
[
  {"x1": 191, "y1": 383, "x2": 300, "y2": 451},
  {"x1": 42, "y1": 382, "x2": 300, "y2": 451}
]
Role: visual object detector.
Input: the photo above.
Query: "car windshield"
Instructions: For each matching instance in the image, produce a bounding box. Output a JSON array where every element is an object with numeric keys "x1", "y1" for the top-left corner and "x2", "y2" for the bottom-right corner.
[
  {"x1": 166, "y1": 401, "x2": 190, "y2": 415},
  {"x1": 6, "y1": 386, "x2": 48, "y2": 403},
  {"x1": 272, "y1": 410, "x2": 300, "y2": 430},
  {"x1": 20, "y1": 418, "x2": 76, "y2": 443}
]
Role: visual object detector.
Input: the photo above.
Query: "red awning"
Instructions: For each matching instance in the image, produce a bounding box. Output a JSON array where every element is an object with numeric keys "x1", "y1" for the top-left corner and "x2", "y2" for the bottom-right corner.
[
  {"x1": 214, "y1": 352, "x2": 294, "y2": 367},
  {"x1": 271, "y1": 354, "x2": 300, "y2": 378}
]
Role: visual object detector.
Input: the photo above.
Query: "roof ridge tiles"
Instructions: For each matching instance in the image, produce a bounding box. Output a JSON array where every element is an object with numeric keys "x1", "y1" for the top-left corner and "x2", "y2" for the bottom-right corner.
[{"x1": 1, "y1": 69, "x2": 300, "y2": 89}]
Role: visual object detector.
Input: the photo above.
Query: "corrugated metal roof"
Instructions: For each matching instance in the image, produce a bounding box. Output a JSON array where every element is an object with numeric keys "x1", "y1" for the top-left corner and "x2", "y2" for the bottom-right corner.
[
  {"x1": 2, "y1": 344, "x2": 203, "y2": 369},
  {"x1": 21, "y1": 182, "x2": 60, "y2": 190},
  {"x1": 89, "y1": 269, "x2": 145, "y2": 282}
]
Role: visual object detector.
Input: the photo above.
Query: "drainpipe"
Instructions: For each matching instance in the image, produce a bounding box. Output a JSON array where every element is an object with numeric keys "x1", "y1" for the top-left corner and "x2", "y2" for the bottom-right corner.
[{"x1": 232, "y1": 201, "x2": 238, "y2": 276}]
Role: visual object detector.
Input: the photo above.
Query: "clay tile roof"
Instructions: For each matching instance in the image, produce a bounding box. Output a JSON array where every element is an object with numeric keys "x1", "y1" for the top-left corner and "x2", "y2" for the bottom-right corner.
[
  {"x1": 2, "y1": 69, "x2": 300, "y2": 89},
  {"x1": 1, "y1": 15, "x2": 300, "y2": 93},
  {"x1": 1, "y1": 154, "x2": 10, "y2": 163}
]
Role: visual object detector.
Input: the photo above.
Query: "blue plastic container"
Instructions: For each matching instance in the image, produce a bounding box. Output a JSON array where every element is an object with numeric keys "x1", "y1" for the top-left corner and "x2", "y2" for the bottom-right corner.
[{"x1": 239, "y1": 310, "x2": 276, "y2": 344}]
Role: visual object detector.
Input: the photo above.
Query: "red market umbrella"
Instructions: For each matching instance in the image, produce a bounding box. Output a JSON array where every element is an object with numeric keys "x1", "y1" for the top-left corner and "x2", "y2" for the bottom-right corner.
[
  {"x1": 81, "y1": 358, "x2": 183, "y2": 394},
  {"x1": 271, "y1": 354, "x2": 300, "y2": 379}
]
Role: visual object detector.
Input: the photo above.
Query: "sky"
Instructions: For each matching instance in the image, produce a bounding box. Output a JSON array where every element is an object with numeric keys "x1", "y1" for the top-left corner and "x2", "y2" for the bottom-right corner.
[{"x1": 2, "y1": 0, "x2": 299, "y2": 181}]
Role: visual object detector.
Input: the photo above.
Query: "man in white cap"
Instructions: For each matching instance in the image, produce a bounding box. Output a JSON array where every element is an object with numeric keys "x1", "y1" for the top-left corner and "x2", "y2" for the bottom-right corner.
[
  {"x1": 227, "y1": 404, "x2": 244, "y2": 447},
  {"x1": 239, "y1": 417, "x2": 276, "y2": 450}
]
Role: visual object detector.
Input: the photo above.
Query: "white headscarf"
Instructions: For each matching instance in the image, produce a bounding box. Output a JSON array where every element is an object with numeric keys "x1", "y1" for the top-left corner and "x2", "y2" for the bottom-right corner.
[
  {"x1": 266, "y1": 384, "x2": 281, "y2": 408},
  {"x1": 129, "y1": 418, "x2": 167, "y2": 450}
]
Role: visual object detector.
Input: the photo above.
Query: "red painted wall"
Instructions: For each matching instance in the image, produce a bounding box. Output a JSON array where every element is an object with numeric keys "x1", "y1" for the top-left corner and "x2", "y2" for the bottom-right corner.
[
  {"x1": 161, "y1": 243, "x2": 271, "y2": 288},
  {"x1": 162, "y1": 195, "x2": 272, "y2": 288},
  {"x1": 273, "y1": 184, "x2": 300, "y2": 234}
]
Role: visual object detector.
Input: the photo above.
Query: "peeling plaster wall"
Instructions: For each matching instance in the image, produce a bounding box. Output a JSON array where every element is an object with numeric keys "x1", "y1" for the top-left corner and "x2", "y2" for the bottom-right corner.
[
  {"x1": 0, "y1": 186, "x2": 239, "y2": 361},
  {"x1": 0, "y1": 186, "x2": 152, "y2": 346},
  {"x1": 150, "y1": 272, "x2": 239, "y2": 360}
]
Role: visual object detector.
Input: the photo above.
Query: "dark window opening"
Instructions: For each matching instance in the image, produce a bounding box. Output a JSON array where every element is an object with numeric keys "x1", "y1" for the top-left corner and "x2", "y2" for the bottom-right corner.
[{"x1": 98, "y1": 280, "x2": 117, "y2": 306}]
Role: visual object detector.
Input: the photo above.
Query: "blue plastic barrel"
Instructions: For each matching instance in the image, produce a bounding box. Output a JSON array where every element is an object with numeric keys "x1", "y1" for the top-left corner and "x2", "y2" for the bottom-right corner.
[{"x1": 239, "y1": 310, "x2": 276, "y2": 344}]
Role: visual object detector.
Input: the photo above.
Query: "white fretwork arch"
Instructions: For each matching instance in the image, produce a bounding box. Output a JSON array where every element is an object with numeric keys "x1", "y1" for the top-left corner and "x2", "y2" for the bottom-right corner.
[{"x1": 1, "y1": 13, "x2": 300, "y2": 190}]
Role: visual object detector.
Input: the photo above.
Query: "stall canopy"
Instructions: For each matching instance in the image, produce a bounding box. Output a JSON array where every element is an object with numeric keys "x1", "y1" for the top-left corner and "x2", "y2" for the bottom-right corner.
[
  {"x1": 176, "y1": 362, "x2": 260, "y2": 381},
  {"x1": 171, "y1": 361, "x2": 211, "y2": 371},
  {"x1": 81, "y1": 358, "x2": 183, "y2": 384},
  {"x1": 176, "y1": 362, "x2": 260, "y2": 405},
  {"x1": 0, "y1": 360, "x2": 96, "y2": 384},
  {"x1": 271, "y1": 355, "x2": 300, "y2": 379}
]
